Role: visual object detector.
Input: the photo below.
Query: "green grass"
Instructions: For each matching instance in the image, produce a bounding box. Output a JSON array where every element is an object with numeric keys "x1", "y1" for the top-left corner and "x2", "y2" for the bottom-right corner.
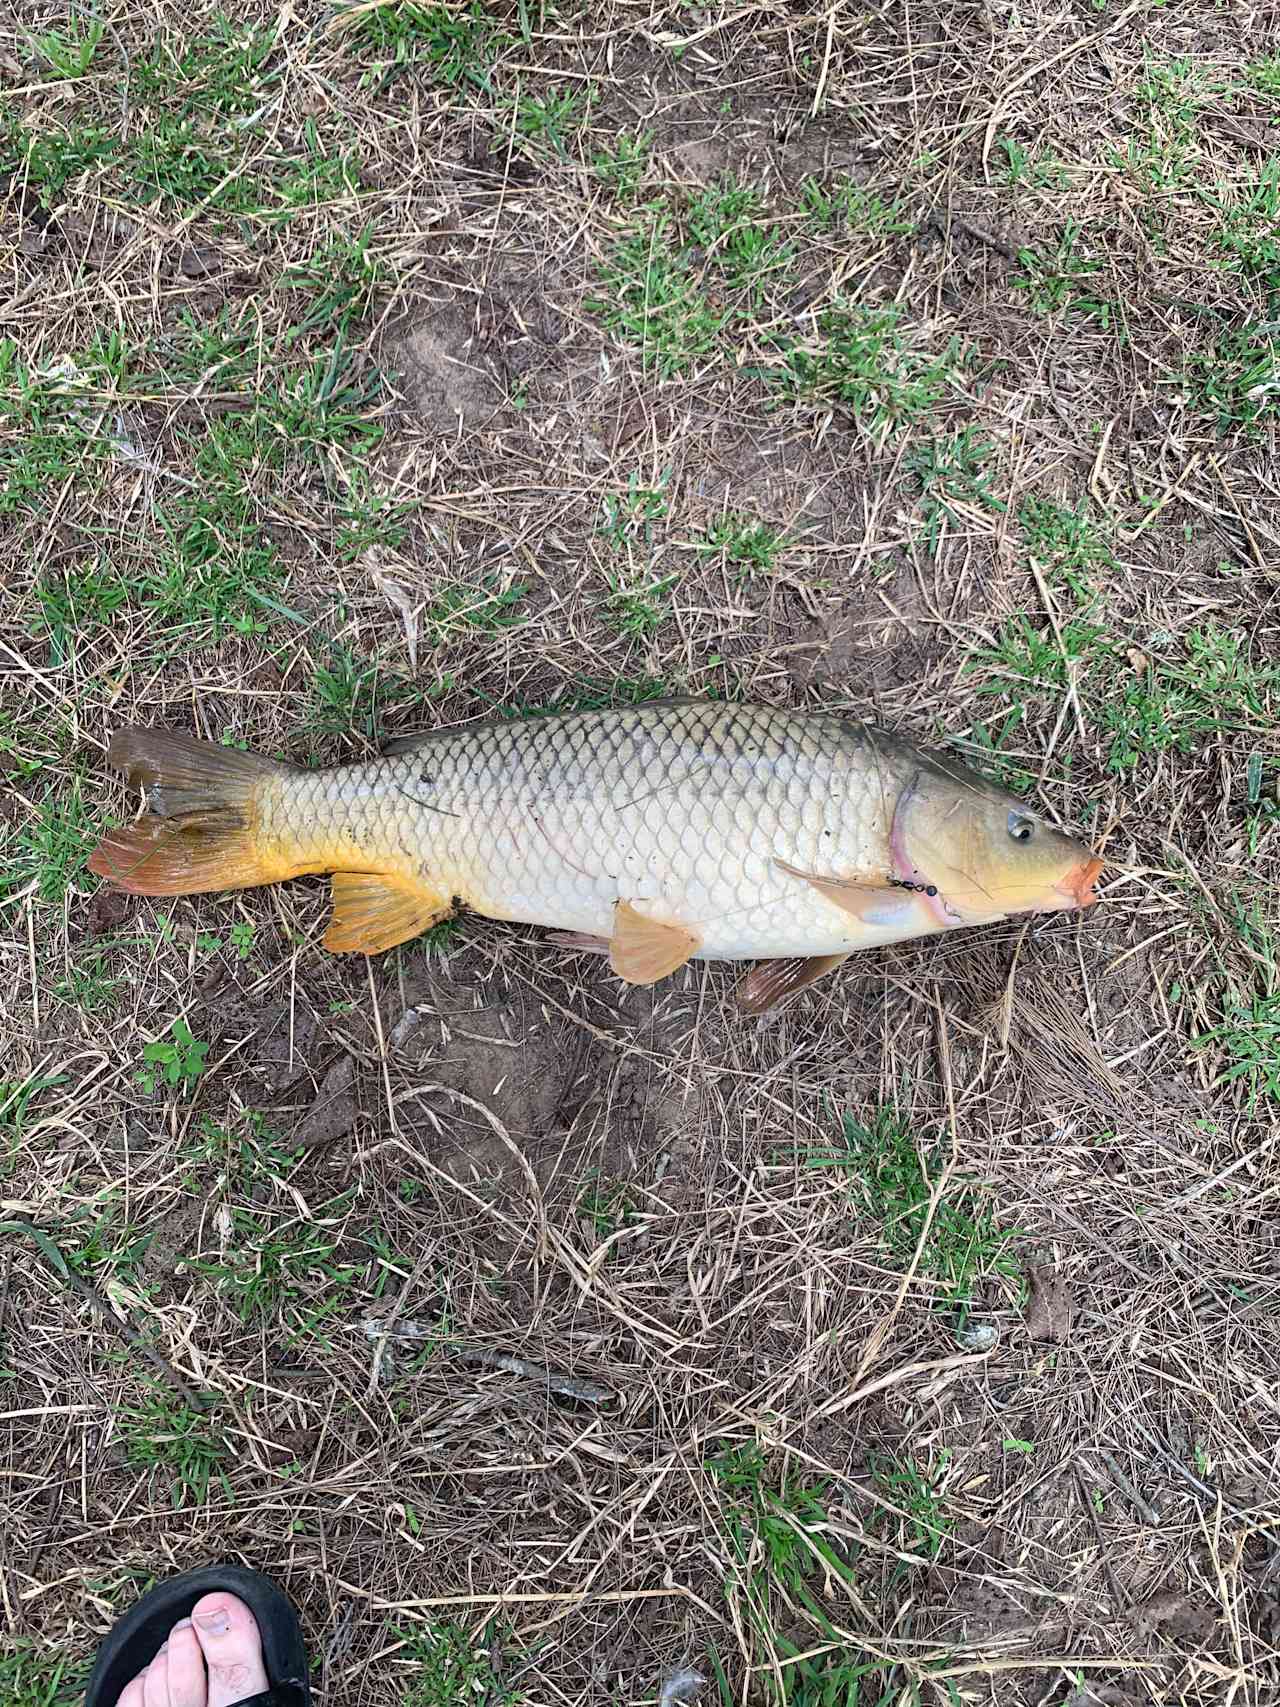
[
  {"x1": 869, "y1": 1454, "x2": 954, "y2": 1561},
  {"x1": 702, "y1": 512, "x2": 786, "y2": 577},
  {"x1": 978, "y1": 606, "x2": 1102, "y2": 700},
  {"x1": 1109, "y1": 57, "x2": 1216, "y2": 193},
  {"x1": 1100, "y1": 627, "x2": 1276, "y2": 770},
  {"x1": 304, "y1": 578, "x2": 531, "y2": 736},
  {"x1": 687, "y1": 175, "x2": 795, "y2": 304},
  {"x1": 0, "y1": 1640, "x2": 85, "y2": 1707},
  {"x1": 591, "y1": 175, "x2": 805, "y2": 376},
  {"x1": 974, "y1": 487, "x2": 1275, "y2": 773},
  {"x1": 7, "y1": 114, "x2": 262, "y2": 216},
  {"x1": 47, "y1": 1205, "x2": 155, "y2": 1285},
  {"x1": 907, "y1": 427, "x2": 1005, "y2": 554},
  {"x1": 590, "y1": 173, "x2": 951, "y2": 422},
  {"x1": 393, "y1": 1618, "x2": 522, "y2": 1707},
  {"x1": 187, "y1": 1202, "x2": 361, "y2": 1345},
  {"x1": 0, "y1": 779, "x2": 97, "y2": 908},
  {"x1": 420, "y1": 576, "x2": 531, "y2": 645},
  {"x1": 953, "y1": 712, "x2": 1041, "y2": 799},
  {"x1": 574, "y1": 1173, "x2": 637, "y2": 1242},
  {"x1": 7, "y1": 313, "x2": 392, "y2": 656},
  {"x1": 393, "y1": 916, "x2": 467, "y2": 962},
  {"x1": 1210, "y1": 156, "x2": 1280, "y2": 302},
  {"x1": 32, "y1": 17, "x2": 104, "y2": 78},
  {"x1": 513, "y1": 87, "x2": 588, "y2": 156},
  {"x1": 188, "y1": 1111, "x2": 306, "y2": 1190},
  {"x1": 592, "y1": 130, "x2": 653, "y2": 200},
  {"x1": 127, "y1": 498, "x2": 284, "y2": 644},
  {"x1": 592, "y1": 213, "x2": 727, "y2": 378},
  {"x1": 687, "y1": 176, "x2": 763, "y2": 247},
  {"x1": 334, "y1": 480, "x2": 415, "y2": 562},
  {"x1": 0, "y1": 1075, "x2": 68, "y2": 1175},
  {"x1": 0, "y1": 340, "x2": 117, "y2": 517},
  {"x1": 607, "y1": 569, "x2": 680, "y2": 639},
  {"x1": 307, "y1": 644, "x2": 424, "y2": 744},
  {"x1": 1194, "y1": 905, "x2": 1280, "y2": 1112},
  {"x1": 1, "y1": 18, "x2": 375, "y2": 217},
  {"x1": 119, "y1": 1394, "x2": 231, "y2": 1508},
  {"x1": 1178, "y1": 320, "x2": 1280, "y2": 430},
  {"x1": 281, "y1": 227, "x2": 383, "y2": 335},
  {"x1": 996, "y1": 138, "x2": 1071, "y2": 190},
  {"x1": 1011, "y1": 220, "x2": 1117, "y2": 329},
  {"x1": 801, "y1": 177, "x2": 914, "y2": 235},
  {"x1": 707, "y1": 1445, "x2": 901, "y2": 1706},
  {"x1": 131, "y1": 17, "x2": 283, "y2": 118},
  {"x1": 545, "y1": 675, "x2": 680, "y2": 713},
  {"x1": 1018, "y1": 495, "x2": 1114, "y2": 582},
  {"x1": 706, "y1": 1441, "x2": 964, "y2": 1702},
  {"x1": 804, "y1": 1109, "x2": 1020, "y2": 1314},
  {"x1": 977, "y1": 613, "x2": 1278, "y2": 776},
  {"x1": 598, "y1": 472, "x2": 670, "y2": 551},
  {"x1": 346, "y1": 1, "x2": 506, "y2": 95},
  {"x1": 769, "y1": 303, "x2": 955, "y2": 440}
]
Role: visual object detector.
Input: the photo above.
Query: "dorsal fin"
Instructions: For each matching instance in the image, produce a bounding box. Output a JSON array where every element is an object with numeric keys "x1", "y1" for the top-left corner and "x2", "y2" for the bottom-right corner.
[{"x1": 381, "y1": 698, "x2": 717, "y2": 756}]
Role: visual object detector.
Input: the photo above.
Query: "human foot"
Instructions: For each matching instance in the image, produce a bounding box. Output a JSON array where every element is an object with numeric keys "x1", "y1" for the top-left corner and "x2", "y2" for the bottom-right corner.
[{"x1": 112, "y1": 1593, "x2": 269, "y2": 1707}]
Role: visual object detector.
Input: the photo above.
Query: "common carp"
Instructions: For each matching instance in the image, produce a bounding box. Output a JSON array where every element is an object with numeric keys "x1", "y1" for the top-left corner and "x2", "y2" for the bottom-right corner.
[{"x1": 88, "y1": 700, "x2": 1102, "y2": 1013}]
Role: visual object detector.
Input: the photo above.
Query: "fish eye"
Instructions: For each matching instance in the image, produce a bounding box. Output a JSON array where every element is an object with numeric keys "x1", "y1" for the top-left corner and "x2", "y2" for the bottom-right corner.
[{"x1": 1007, "y1": 811, "x2": 1034, "y2": 842}]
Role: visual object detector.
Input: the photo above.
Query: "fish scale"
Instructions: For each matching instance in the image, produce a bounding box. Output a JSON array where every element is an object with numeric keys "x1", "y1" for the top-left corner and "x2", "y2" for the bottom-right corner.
[
  {"x1": 89, "y1": 699, "x2": 1101, "y2": 1008},
  {"x1": 261, "y1": 701, "x2": 907, "y2": 959}
]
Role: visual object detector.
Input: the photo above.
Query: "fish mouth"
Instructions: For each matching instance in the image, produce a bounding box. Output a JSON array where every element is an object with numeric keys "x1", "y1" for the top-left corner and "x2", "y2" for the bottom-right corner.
[{"x1": 1054, "y1": 856, "x2": 1104, "y2": 909}]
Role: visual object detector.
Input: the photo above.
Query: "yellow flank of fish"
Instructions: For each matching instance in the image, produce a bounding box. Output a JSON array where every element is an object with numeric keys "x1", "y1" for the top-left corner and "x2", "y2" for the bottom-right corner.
[{"x1": 89, "y1": 700, "x2": 1103, "y2": 1013}]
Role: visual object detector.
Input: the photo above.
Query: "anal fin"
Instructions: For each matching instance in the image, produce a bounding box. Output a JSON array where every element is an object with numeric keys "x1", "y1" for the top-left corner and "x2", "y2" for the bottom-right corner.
[
  {"x1": 735, "y1": 953, "x2": 850, "y2": 1016},
  {"x1": 610, "y1": 901, "x2": 700, "y2": 985},
  {"x1": 324, "y1": 872, "x2": 450, "y2": 956}
]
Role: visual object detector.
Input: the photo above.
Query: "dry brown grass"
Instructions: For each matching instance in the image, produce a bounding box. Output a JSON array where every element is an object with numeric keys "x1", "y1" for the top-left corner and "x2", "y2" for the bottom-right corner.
[{"x1": 2, "y1": 1, "x2": 1279, "y2": 1704}]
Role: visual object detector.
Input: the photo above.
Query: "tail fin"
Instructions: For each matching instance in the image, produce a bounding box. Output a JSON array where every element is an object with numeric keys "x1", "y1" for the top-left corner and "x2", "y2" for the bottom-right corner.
[{"x1": 88, "y1": 729, "x2": 296, "y2": 896}]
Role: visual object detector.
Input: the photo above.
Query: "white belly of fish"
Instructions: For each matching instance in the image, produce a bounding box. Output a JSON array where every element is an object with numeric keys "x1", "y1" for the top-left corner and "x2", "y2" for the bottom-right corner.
[{"x1": 452, "y1": 799, "x2": 935, "y2": 959}]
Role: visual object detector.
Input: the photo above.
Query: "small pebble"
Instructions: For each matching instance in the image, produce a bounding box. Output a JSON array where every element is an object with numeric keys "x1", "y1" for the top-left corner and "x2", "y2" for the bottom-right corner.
[{"x1": 955, "y1": 1320, "x2": 999, "y2": 1353}]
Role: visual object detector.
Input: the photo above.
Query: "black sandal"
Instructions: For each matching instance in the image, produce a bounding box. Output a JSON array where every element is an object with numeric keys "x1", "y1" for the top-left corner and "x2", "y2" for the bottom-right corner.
[{"x1": 84, "y1": 1565, "x2": 311, "y2": 1707}]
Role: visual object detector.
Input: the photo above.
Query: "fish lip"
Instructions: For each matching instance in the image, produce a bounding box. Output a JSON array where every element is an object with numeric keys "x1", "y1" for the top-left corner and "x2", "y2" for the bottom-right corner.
[{"x1": 1054, "y1": 856, "x2": 1104, "y2": 909}]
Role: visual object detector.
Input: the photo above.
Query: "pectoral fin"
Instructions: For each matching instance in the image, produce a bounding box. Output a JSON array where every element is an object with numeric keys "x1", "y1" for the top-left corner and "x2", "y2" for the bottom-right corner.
[
  {"x1": 775, "y1": 858, "x2": 913, "y2": 927},
  {"x1": 609, "y1": 901, "x2": 700, "y2": 984},
  {"x1": 324, "y1": 872, "x2": 451, "y2": 955},
  {"x1": 735, "y1": 953, "x2": 851, "y2": 1016}
]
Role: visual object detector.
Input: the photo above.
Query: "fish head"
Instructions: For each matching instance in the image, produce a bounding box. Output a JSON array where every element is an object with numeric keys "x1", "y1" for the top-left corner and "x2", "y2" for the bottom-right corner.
[{"x1": 891, "y1": 760, "x2": 1103, "y2": 925}]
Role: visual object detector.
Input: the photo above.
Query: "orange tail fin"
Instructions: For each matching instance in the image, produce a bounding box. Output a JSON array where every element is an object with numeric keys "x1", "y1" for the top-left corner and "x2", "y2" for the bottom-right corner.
[{"x1": 88, "y1": 729, "x2": 296, "y2": 896}]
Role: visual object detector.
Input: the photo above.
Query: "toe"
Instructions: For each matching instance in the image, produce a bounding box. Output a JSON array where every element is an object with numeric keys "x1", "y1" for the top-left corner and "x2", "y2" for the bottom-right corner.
[
  {"x1": 116, "y1": 1675, "x2": 147, "y2": 1707},
  {"x1": 190, "y1": 1594, "x2": 268, "y2": 1707},
  {"x1": 164, "y1": 1619, "x2": 207, "y2": 1707},
  {"x1": 142, "y1": 1649, "x2": 170, "y2": 1707}
]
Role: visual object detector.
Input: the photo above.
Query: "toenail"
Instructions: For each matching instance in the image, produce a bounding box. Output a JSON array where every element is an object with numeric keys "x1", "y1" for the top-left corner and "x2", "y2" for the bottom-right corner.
[
  {"x1": 195, "y1": 1609, "x2": 231, "y2": 1634},
  {"x1": 172, "y1": 1619, "x2": 193, "y2": 1632}
]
